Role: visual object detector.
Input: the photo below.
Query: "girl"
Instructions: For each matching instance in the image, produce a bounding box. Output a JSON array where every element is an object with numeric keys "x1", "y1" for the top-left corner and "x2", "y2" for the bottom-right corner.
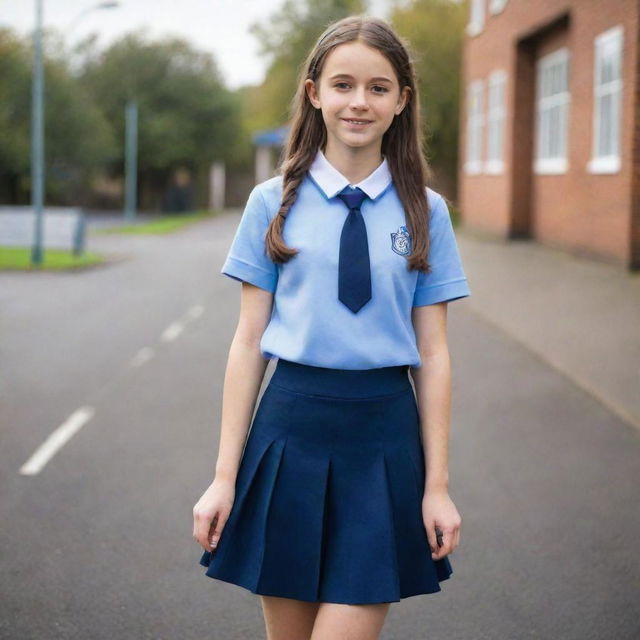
[{"x1": 193, "y1": 14, "x2": 470, "y2": 640}]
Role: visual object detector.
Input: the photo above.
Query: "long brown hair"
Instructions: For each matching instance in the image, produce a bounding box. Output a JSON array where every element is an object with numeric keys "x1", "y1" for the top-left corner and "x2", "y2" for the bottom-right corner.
[{"x1": 266, "y1": 15, "x2": 434, "y2": 273}]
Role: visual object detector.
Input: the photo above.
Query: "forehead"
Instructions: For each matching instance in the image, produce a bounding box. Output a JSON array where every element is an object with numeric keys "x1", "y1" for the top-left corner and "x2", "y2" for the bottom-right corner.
[{"x1": 321, "y1": 41, "x2": 397, "y2": 82}]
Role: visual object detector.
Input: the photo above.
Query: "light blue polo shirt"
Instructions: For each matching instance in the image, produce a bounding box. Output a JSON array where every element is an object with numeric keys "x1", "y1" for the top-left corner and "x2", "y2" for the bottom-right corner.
[{"x1": 220, "y1": 149, "x2": 471, "y2": 369}]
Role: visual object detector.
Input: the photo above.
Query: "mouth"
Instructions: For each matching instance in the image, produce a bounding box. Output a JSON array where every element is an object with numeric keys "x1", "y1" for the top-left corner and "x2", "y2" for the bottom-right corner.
[{"x1": 341, "y1": 118, "x2": 373, "y2": 127}]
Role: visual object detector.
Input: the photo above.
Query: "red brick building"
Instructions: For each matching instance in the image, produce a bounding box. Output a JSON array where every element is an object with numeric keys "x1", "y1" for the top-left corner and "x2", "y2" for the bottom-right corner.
[{"x1": 458, "y1": 0, "x2": 639, "y2": 270}]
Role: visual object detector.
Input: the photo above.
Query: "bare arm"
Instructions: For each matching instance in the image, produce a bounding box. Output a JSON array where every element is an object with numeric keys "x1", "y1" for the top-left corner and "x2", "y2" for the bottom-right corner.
[
  {"x1": 409, "y1": 302, "x2": 451, "y2": 492},
  {"x1": 409, "y1": 301, "x2": 461, "y2": 560},
  {"x1": 214, "y1": 281, "x2": 275, "y2": 483},
  {"x1": 193, "y1": 281, "x2": 274, "y2": 551}
]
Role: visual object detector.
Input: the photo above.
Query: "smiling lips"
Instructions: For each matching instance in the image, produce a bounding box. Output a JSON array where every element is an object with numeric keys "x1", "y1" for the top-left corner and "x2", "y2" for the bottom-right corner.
[{"x1": 341, "y1": 118, "x2": 373, "y2": 126}]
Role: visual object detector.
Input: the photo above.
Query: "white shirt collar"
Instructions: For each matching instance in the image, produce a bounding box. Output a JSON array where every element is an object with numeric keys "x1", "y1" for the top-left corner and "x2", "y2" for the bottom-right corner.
[{"x1": 308, "y1": 149, "x2": 392, "y2": 200}]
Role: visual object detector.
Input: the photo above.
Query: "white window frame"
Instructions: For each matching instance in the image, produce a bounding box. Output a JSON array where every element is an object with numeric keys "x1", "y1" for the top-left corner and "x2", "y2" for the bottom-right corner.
[
  {"x1": 534, "y1": 48, "x2": 570, "y2": 174},
  {"x1": 485, "y1": 70, "x2": 507, "y2": 174},
  {"x1": 466, "y1": 0, "x2": 485, "y2": 37},
  {"x1": 489, "y1": 0, "x2": 508, "y2": 15},
  {"x1": 588, "y1": 25, "x2": 623, "y2": 174},
  {"x1": 464, "y1": 79, "x2": 484, "y2": 175}
]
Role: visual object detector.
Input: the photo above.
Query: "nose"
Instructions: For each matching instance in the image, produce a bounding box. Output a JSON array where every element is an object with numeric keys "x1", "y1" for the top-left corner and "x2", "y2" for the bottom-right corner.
[{"x1": 349, "y1": 86, "x2": 369, "y2": 111}]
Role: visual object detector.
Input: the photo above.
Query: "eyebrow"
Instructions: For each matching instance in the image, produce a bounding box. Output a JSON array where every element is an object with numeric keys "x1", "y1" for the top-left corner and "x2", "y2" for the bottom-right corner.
[{"x1": 329, "y1": 73, "x2": 394, "y2": 83}]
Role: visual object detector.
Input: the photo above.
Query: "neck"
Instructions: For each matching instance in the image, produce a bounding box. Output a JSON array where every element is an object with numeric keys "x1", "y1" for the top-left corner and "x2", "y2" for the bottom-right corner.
[{"x1": 323, "y1": 140, "x2": 383, "y2": 185}]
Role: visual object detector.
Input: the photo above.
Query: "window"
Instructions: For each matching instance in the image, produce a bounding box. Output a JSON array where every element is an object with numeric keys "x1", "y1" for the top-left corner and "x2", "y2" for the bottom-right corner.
[
  {"x1": 588, "y1": 25, "x2": 623, "y2": 174},
  {"x1": 466, "y1": 0, "x2": 485, "y2": 37},
  {"x1": 485, "y1": 71, "x2": 507, "y2": 174},
  {"x1": 534, "y1": 48, "x2": 570, "y2": 174},
  {"x1": 489, "y1": 0, "x2": 508, "y2": 15},
  {"x1": 465, "y1": 80, "x2": 484, "y2": 174}
]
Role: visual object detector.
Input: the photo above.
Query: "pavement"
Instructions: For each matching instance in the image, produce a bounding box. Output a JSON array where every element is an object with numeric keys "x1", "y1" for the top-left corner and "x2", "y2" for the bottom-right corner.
[{"x1": 455, "y1": 225, "x2": 640, "y2": 432}]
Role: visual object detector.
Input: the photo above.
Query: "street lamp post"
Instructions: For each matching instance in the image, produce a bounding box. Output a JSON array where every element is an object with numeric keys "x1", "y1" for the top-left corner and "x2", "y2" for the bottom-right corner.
[
  {"x1": 29, "y1": 1, "x2": 121, "y2": 266},
  {"x1": 67, "y1": 1, "x2": 120, "y2": 35},
  {"x1": 30, "y1": 0, "x2": 44, "y2": 265},
  {"x1": 124, "y1": 101, "x2": 138, "y2": 222}
]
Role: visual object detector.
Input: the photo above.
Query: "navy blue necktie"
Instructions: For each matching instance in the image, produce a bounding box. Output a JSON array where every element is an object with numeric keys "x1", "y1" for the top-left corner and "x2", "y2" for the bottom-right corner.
[{"x1": 336, "y1": 186, "x2": 371, "y2": 313}]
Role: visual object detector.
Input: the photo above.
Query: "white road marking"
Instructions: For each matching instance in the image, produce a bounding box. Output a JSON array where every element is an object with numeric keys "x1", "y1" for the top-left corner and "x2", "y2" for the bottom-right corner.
[
  {"x1": 133, "y1": 303, "x2": 205, "y2": 367},
  {"x1": 19, "y1": 406, "x2": 95, "y2": 476},
  {"x1": 160, "y1": 303, "x2": 204, "y2": 343},
  {"x1": 19, "y1": 302, "x2": 207, "y2": 477},
  {"x1": 130, "y1": 347, "x2": 154, "y2": 367},
  {"x1": 185, "y1": 304, "x2": 204, "y2": 320},
  {"x1": 161, "y1": 321, "x2": 184, "y2": 342}
]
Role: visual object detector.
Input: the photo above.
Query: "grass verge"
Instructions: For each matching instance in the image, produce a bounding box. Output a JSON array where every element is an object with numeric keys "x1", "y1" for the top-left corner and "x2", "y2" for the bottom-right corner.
[
  {"x1": 0, "y1": 247, "x2": 105, "y2": 271},
  {"x1": 93, "y1": 210, "x2": 217, "y2": 235}
]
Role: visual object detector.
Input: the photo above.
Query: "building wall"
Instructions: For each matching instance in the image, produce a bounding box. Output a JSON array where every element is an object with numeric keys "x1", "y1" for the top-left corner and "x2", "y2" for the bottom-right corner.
[{"x1": 459, "y1": 0, "x2": 639, "y2": 267}]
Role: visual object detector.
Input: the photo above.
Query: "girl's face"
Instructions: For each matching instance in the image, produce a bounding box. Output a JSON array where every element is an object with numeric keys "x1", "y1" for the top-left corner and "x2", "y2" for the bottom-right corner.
[{"x1": 305, "y1": 41, "x2": 410, "y2": 157}]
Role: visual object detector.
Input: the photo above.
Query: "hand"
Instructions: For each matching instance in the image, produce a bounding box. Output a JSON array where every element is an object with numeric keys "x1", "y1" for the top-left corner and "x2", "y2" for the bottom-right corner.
[
  {"x1": 192, "y1": 477, "x2": 236, "y2": 552},
  {"x1": 422, "y1": 487, "x2": 461, "y2": 561}
]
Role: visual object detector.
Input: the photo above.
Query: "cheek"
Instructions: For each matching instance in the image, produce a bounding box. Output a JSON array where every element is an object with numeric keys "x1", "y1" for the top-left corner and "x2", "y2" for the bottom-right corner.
[
  {"x1": 322, "y1": 95, "x2": 346, "y2": 114},
  {"x1": 374, "y1": 102, "x2": 397, "y2": 121}
]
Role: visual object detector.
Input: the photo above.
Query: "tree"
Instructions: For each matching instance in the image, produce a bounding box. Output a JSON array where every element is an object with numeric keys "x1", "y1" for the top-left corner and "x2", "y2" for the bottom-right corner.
[
  {"x1": 0, "y1": 28, "x2": 115, "y2": 204},
  {"x1": 78, "y1": 30, "x2": 241, "y2": 208},
  {"x1": 391, "y1": 0, "x2": 468, "y2": 195}
]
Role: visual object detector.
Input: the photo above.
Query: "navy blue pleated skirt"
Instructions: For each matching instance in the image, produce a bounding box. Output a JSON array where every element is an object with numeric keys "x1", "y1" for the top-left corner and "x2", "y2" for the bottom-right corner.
[{"x1": 199, "y1": 358, "x2": 453, "y2": 604}]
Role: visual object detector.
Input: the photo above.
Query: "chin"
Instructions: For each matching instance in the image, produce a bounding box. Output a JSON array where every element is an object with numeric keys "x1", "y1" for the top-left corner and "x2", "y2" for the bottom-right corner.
[
  {"x1": 340, "y1": 140, "x2": 372, "y2": 151},
  {"x1": 339, "y1": 133, "x2": 376, "y2": 146}
]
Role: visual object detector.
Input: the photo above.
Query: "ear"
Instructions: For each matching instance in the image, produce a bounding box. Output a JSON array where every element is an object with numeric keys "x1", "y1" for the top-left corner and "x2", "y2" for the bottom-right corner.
[
  {"x1": 395, "y1": 86, "x2": 411, "y2": 116},
  {"x1": 305, "y1": 79, "x2": 321, "y2": 109}
]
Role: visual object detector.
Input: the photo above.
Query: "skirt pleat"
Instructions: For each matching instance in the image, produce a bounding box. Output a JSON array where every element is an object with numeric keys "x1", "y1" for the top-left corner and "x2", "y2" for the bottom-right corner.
[
  {"x1": 199, "y1": 359, "x2": 453, "y2": 605},
  {"x1": 258, "y1": 435, "x2": 330, "y2": 600}
]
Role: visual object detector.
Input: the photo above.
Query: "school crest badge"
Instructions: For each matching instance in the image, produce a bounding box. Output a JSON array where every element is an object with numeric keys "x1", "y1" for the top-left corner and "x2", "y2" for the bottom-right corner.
[{"x1": 390, "y1": 225, "x2": 411, "y2": 256}]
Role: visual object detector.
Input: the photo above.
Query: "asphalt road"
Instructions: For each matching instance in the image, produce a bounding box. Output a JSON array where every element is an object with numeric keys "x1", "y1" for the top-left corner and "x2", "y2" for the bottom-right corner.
[{"x1": 1, "y1": 212, "x2": 638, "y2": 640}]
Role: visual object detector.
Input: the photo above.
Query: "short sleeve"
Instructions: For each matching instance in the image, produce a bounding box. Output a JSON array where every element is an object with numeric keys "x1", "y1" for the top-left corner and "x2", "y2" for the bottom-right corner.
[
  {"x1": 412, "y1": 195, "x2": 471, "y2": 307},
  {"x1": 220, "y1": 185, "x2": 279, "y2": 294}
]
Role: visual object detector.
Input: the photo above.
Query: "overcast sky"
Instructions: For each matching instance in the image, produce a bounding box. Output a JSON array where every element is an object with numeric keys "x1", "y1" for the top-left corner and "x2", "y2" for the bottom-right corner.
[{"x1": 1, "y1": 0, "x2": 392, "y2": 89}]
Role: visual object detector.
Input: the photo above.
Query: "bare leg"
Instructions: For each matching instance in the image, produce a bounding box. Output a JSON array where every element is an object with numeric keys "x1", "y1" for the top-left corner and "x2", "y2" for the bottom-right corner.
[
  {"x1": 260, "y1": 595, "x2": 321, "y2": 640},
  {"x1": 310, "y1": 602, "x2": 391, "y2": 640}
]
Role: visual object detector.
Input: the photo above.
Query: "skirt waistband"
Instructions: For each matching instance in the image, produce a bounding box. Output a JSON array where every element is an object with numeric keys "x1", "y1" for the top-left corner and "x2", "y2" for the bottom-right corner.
[{"x1": 270, "y1": 359, "x2": 412, "y2": 399}]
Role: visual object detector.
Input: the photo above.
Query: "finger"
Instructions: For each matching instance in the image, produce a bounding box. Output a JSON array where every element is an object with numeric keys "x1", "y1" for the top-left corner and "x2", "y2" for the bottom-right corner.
[
  {"x1": 449, "y1": 529, "x2": 456, "y2": 552},
  {"x1": 443, "y1": 533, "x2": 454, "y2": 556},
  {"x1": 432, "y1": 530, "x2": 451, "y2": 560},
  {"x1": 210, "y1": 512, "x2": 229, "y2": 550},
  {"x1": 425, "y1": 522, "x2": 438, "y2": 554},
  {"x1": 192, "y1": 509, "x2": 205, "y2": 542},
  {"x1": 430, "y1": 526, "x2": 444, "y2": 559},
  {"x1": 431, "y1": 543, "x2": 444, "y2": 561},
  {"x1": 195, "y1": 511, "x2": 217, "y2": 551},
  {"x1": 431, "y1": 526, "x2": 444, "y2": 554}
]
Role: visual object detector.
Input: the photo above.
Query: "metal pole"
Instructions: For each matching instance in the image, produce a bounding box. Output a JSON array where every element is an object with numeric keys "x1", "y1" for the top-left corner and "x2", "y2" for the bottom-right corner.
[
  {"x1": 30, "y1": 0, "x2": 45, "y2": 265},
  {"x1": 124, "y1": 101, "x2": 138, "y2": 222},
  {"x1": 67, "y1": 2, "x2": 121, "y2": 38}
]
